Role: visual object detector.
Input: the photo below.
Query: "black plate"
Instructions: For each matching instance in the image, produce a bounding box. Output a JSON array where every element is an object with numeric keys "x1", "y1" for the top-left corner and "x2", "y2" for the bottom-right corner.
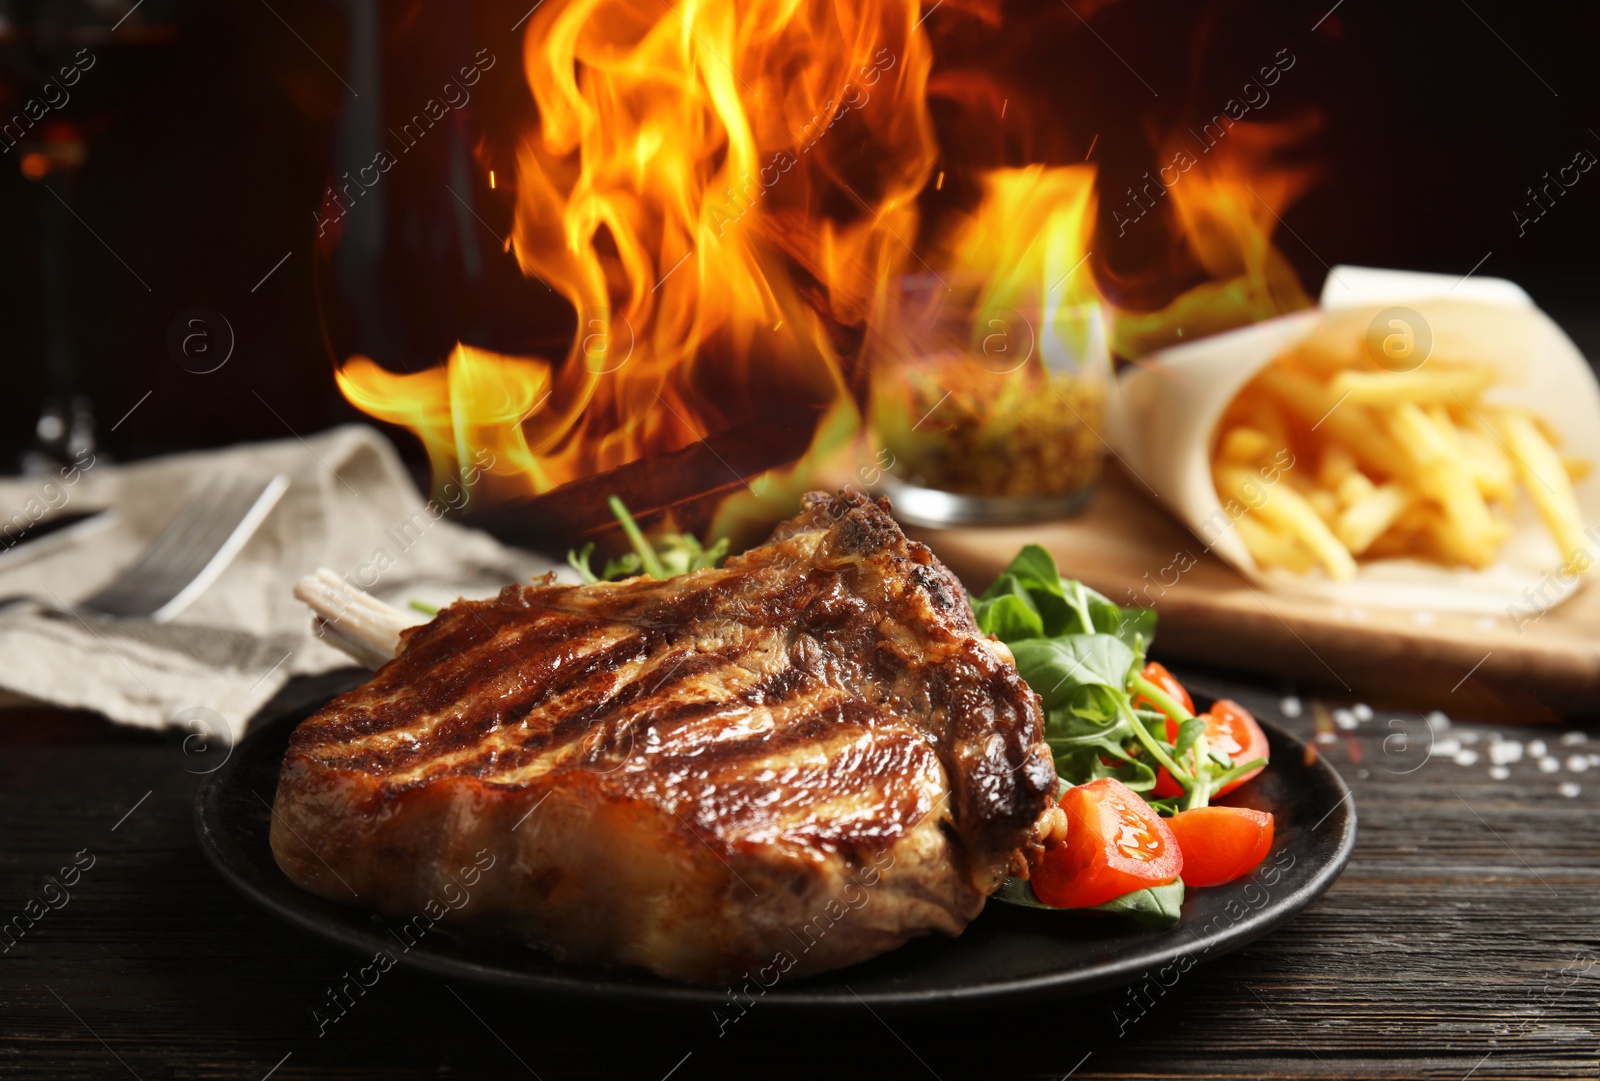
[{"x1": 195, "y1": 675, "x2": 1355, "y2": 1013}]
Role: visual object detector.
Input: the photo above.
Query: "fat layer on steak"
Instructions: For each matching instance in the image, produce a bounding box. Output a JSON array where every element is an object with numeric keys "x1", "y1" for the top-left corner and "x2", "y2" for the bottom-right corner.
[{"x1": 271, "y1": 490, "x2": 1055, "y2": 984}]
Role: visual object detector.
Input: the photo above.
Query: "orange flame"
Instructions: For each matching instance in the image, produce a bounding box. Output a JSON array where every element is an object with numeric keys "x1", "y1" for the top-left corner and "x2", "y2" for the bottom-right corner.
[
  {"x1": 340, "y1": 0, "x2": 938, "y2": 500},
  {"x1": 1109, "y1": 117, "x2": 1318, "y2": 358},
  {"x1": 337, "y1": 2, "x2": 1320, "y2": 523}
]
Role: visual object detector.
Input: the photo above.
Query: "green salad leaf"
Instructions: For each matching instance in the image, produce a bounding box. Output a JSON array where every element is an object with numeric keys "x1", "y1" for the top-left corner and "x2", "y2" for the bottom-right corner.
[
  {"x1": 976, "y1": 545, "x2": 1262, "y2": 922},
  {"x1": 973, "y1": 543, "x2": 1155, "y2": 657},
  {"x1": 993, "y1": 875, "x2": 1186, "y2": 930}
]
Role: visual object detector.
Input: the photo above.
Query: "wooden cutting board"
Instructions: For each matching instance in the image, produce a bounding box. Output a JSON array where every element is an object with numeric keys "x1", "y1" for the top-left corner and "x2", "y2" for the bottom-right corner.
[{"x1": 905, "y1": 468, "x2": 1600, "y2": 723}]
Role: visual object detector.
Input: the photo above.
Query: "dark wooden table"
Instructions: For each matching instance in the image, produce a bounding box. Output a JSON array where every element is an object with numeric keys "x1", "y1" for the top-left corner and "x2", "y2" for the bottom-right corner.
[{"x1": 2, "y1": 664, "x2": 1597, "y2": 1080}]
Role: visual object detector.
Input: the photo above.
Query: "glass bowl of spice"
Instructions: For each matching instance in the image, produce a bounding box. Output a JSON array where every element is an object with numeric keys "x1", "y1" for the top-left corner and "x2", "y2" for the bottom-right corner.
[{"x1": 869, "y1": 277, "x2": 1111, "y2": 526}]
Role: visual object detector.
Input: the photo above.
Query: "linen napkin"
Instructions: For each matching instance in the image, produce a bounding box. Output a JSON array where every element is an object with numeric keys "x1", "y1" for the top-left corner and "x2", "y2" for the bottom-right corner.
[{"x1": 0, "y1": 425, "x2": 558, "y2": 741}]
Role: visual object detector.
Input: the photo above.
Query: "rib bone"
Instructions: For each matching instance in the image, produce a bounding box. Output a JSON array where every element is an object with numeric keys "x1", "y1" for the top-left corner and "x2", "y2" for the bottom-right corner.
[{"x1": 293, "y1": 569, "x2": 421, "y2": 668}]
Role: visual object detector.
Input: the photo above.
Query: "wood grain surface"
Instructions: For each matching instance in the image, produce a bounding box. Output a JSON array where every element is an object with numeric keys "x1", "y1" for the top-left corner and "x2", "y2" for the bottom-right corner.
[
  {"x1": 909, "y1": 469, "x2": 1600, "y2": 724},
  {"x1": 2, "y1": 668, "x2": 1596, "y2": 1080}
]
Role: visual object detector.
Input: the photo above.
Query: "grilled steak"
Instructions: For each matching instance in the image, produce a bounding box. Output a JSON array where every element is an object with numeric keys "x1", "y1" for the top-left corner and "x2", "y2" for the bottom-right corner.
[{"x1": 271, "y1": 490, "x2": 1055, "y2": 984}]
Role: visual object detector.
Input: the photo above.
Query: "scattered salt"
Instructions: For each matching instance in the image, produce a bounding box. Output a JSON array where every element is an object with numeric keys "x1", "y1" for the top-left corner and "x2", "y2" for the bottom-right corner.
[
  {"x1": 1459, "y1": 730, "x2": 1481, "y2": 745},
  {"x1": 1353, "y1": 703, "x2": 1374, "y2": 722},
  {"x1": 1488, "y1": 741, "x2": 1524, "y2": 766},
  {"x1": 1333, "y1": 709, "x2": 1358, "y2": 731},
  {"x1": 1315, "y1": 731, "x2": 1338, "y2": 745},
  {"x1": 1279, "y1": 696, "x2": 1303, "y2": 719},
  {"x1": 1528, "y1": 740, "x2": 1548, "y2": 758},
  {"x1": 1431, "y1": 738, "x2": 1462, "y2": 758},
  {"x1": 1454, "y1": 750, "x2": 1479, "y2": 766},
  {"x1": 1559, "y1": 731, "x2": 1589, "y2": 747},
  {"x1": 1427, "y1": 711, "x2": 1452, "y2": 732},
  {"x1": 1538, "y1": 757, "x2": 1561, "y2": 774},
  {"x1": 1567, "y1": 756, "x2": 1590, "y2": 773},
  {"x1": 1489, "y1": 766, "x2": 1510, "y2": 780},
  {"x1": 1357, "y1": 768, "x2": 1370, "y2": 779},
  {"x1": 1558, "y1": 782, "x2": 1581, "y2": 798}
]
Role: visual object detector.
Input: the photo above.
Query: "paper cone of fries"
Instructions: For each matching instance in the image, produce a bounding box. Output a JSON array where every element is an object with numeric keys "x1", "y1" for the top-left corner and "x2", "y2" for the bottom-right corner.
[{"x1": 1107, "y1": 266, "x2": 1600, "y2": 614}]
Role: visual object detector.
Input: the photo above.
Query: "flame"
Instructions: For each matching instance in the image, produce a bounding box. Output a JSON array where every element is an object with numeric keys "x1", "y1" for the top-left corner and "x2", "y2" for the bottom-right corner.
[
  {"x1": 336, "y1": 1, "x2": 1320, "y2": 528},
  {"x1": 1109, "y1": 118, "x2": 1318, "y2": 358},
  {"x1": 341, "y1": 0, "x2": 938, "y2": 501}
]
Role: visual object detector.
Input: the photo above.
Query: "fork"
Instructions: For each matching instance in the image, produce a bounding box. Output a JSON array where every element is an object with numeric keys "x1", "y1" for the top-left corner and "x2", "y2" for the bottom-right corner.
[{"x1": 0, "y1": 473, "x2": 290, "y2": 622}]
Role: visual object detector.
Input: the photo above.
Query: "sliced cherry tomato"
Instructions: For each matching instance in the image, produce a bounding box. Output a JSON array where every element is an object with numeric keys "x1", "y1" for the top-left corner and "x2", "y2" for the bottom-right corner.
[
  {"x1": 1032, "y1": 778, "x2": 1183, "y2": 909},
  {"x1": 1150, "y1": 698, "x2": 1271, "y2": 799},
  {"x1": 1166, "y1": 806, "x2": 1274, "y2": 886},
  {"x1": 1206, "y1": 699, "x2": 1269, "y2": 797},
  {"x1": 1132, "y1": 661, "x2": 1194, "y2": 716}
]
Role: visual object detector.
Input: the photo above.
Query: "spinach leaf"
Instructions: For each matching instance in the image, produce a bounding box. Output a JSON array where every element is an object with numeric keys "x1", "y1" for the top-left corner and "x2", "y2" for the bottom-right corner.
[
  {"x1": 975, "y1": 545, "x2": 1154, "y2": 656},
  {"x1": 970, "y1": 578, "x2": 1045, "y2": 641},
  {"x1": 992, "y1": 876, "x2": 1186, "y2": 930},
  {"x1": 1089, "y1": 879, "x2": 1186, "y2": 929},
  {"x1": 1009, "y1": 634, "x2": 1136, "y2": 708}
]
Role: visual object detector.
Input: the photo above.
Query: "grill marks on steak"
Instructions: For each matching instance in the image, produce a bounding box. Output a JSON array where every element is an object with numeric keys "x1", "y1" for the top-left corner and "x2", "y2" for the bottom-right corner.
[{"x1": 272, "y1": 490, "x2": 1054, "y2": 983}]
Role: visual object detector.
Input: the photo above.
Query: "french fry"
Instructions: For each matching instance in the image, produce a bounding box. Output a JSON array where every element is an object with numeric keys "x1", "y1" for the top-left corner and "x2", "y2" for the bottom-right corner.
[
  {"x1": 1215, "y1": 426, "x2": 1274, "y2": 466},
  {"x1": 1497, "y1": 409, "x2": 1589, "y2": 574},
  {"x1": 1308, "y1": 488, "x2": 1341, "y2": 525},
  {"x1": 1335, "y1": 484, "x2": 1410, "y2": 555},
  {"x1": 1212, "y1": 321, "x2": 1592, "y2": 578},
  {"x1": 1336, "y1": 469, "x2": 1378, "y2": 508},
  {"x1": 1233, "y1": 513, "x2": 1315, "y2": 573},
  {"x1": 1318, "y1": 444, "x2": 1356, "y2": 490},
  {"x1": 1457, "y1": 425, "x2": 1516, "y2": 503},
  {"x1": 1387, "y1": 403, "x2": 1499, "y2": 568},
  {"x1": 1253, "y1": 365, "x2": 1410, "y2": 479},
  {"x1": 1328, "y1": 365, "x2": 1495, "y2": 405},
  {"x1": 1216, "y1": 465, "x2": 1357, "y2": 580}
]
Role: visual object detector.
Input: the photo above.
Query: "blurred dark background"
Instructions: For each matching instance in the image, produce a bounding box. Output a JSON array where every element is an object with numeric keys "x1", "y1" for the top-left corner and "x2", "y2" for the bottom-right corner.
[{"x1": 1, "y1": 0, "x2": 1597, "y2": 475}]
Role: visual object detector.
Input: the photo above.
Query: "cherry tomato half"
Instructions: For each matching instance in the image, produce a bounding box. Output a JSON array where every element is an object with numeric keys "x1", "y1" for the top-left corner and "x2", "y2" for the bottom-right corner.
[
  {"x1": 1150, "y1": 698, "x2": 1271, "y2": 799},
  {"x1": 1032, "y1": 778, "x2": 1183, "y2": 909},
  {"x1": 1166, "y1": 806, "x2": 1275, "y2": 886},
  {"x1": 1205, "y1": 699, "x2": 1270, "y2": 797},
  {"x1": 1132, "y1": 661, "x2": 1194, "y2": 716}
]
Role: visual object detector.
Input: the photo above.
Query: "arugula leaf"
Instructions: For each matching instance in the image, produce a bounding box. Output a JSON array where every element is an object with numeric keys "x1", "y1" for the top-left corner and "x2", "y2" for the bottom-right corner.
[
  {"x1": 566, "y1": 499, "x2": 730, "y2": 584},
  {"x1": 993, "y1": 876, "x2": 1186, "y2": 929}
]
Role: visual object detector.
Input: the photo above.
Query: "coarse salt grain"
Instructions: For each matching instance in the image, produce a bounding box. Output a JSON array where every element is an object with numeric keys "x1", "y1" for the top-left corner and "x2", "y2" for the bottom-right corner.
[
  {"x1": 1352, "y1": 703, "x2": 1374, "y2": 721},
  {"x1": 1431, "y1": 738, "x2": 1462, "y2": 758},
  {"x1": 1427, "y1": 711, "x2": 1452, "y2": 731},
  {"x1": 1567, "y1": 756, "x2": 1590, "y2": 773},
  {"x1": 1559, "y1": 731, "x2": 1589, "y2": 746},
  {"x1": 1454, "y1": 750, "x2": 1479, "y2": 766},
  {"x1": 1489, "y1": 741, "x2": 1523, "y2": 765},
  {"x1": 1539, "y1": 757, "x2": 1561, "y2": 773},
  {"x1": 1315, "y1": 731, "x2": 1338, "y2": 745},
  {"x1": 1558, "y1": 782, "x2": 1581, "y2": 798},
  {"x1": 1280, "y1": 696, "x2": 1303, "y2": 719},
  {"x1": 1333, "y1": 709, "x2": 1358, "y2": 731},
  {"x1": 1489, "y1": 766, "x2": 1510, "y2": 780},
  {"x1": 1528, "y1": 740, "x2": 1548, "y2": 758},
  {"x1": 1459, "y1": 730, "x2": 1481, "y2": 744}
]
